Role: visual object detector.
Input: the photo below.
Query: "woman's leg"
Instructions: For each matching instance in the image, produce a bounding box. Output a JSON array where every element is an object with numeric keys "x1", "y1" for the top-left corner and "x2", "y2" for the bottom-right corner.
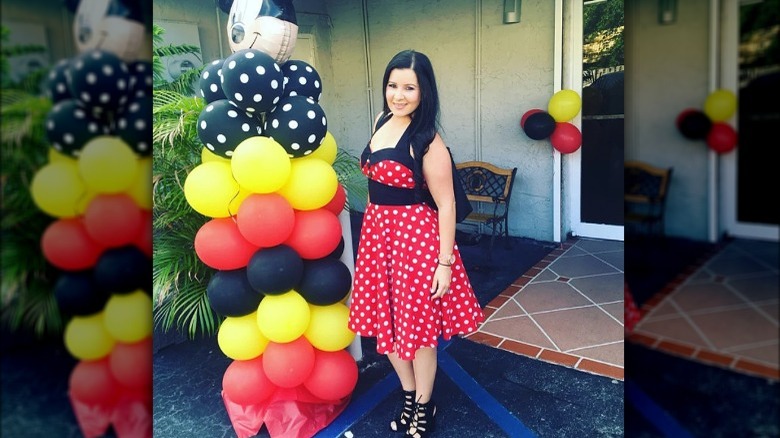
[
  {"x1": 411, "y1": 347, "x2": 437, "y2": 403},
  {"x1": 387, "y1": 351, "x2": 417, "y2": 390}
]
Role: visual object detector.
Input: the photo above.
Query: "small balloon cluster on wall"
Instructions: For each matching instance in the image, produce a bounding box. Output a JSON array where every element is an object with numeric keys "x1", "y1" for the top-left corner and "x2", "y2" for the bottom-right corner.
[
  {"x1": 520, "y1": 89, "x2": 583, "y2": 154},
  {"x1": 30, "y1": 48, "x2": 153, "y2": 438},
  {"x1": 675, "y1": 88, "x2": 738, "y2": 154},
  {"x1": 187, "y1": 48, "x2": 358, "y2": 438}
]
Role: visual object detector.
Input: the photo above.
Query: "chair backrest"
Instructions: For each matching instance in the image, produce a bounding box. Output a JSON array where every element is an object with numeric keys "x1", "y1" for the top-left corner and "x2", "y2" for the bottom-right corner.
[
  {"x1": 455, "y1": 161, "x2": 517, "y2": 205},
  {"x1": 624, "y1": 160, "x2": 672, "y2": 205}
]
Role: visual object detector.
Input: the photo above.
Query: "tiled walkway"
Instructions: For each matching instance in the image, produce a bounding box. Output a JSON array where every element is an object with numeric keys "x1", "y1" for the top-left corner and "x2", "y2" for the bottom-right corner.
[
  {"x1": 629, "y1": 238, "x2": 779, "y2": 381},
  {"x1": 467, "y1": 238, "x2": 626, "y2": 381}
]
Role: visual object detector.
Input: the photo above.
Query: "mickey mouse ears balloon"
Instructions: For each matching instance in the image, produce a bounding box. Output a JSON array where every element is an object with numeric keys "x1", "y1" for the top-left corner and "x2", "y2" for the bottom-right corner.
[
  {"x1": 73, "y1": 0, "x2": 146, "y2": 62},
  {"x1": 225, "y1": 0, "x2": 299, "y2": 63}
]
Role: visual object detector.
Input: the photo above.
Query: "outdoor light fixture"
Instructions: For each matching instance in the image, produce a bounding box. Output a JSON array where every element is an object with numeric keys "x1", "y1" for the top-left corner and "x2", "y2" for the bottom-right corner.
[
  {"x1": 658, "y1": 0, "x2": 677, "y2": 25},
  {"x1": 504, "y1": 0, "x2": 521, "y2": 24}
]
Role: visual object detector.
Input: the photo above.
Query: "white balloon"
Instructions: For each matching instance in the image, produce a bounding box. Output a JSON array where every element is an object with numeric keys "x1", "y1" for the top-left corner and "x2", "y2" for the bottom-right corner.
[{"x1": 227, "y1": 1, "x2": 298, "y2": 63}]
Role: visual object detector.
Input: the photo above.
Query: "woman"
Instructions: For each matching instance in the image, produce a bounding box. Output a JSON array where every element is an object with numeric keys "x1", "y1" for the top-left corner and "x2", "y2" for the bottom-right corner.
[{"x1": 348, "y1": 49, "x2": 484, "y2": 438}]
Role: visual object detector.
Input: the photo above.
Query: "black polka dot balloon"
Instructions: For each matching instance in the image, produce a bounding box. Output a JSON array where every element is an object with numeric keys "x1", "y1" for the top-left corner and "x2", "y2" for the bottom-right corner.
[
  {"x1": 127, "y1": 60, "x2": 153, "y2": 99},
  {"x1": 45, "y1": 99, "x2": 111, "y2": 156},
  {"x1": 45, "y1": 59, "x2": 73, "y2": 104},
  {"x1": 198, "y1": 58, "x2": 227, "y2": 103},
  {"x1": 197, "y1": 99, "x2": 263, "y2": 158},
  {"x1": 67, "y1": 49, "x2": 131, "y2": 115},
  {"x1": 282, "y1": 60, "x2": 322, "y2": 102},
  {"x1": 264, "y1": 95, "x2": 327, "y2": 158},
  {"x1": 116, "y1": 96, "x2": 152, "y2": 155},
  {"x1": 220, "y1": 49, "x2": 284, "y2": 114}
]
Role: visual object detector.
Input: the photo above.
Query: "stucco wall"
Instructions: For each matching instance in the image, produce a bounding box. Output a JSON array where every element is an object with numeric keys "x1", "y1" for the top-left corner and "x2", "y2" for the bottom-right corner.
[{"x1": 625, "y1": 0, "x2": 712, "y2": 241}]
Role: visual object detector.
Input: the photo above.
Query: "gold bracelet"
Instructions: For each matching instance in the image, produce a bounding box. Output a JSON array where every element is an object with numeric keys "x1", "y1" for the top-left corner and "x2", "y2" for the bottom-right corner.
[{"x1": 437, "y1": 261, "x2": 452, "y2": 267}]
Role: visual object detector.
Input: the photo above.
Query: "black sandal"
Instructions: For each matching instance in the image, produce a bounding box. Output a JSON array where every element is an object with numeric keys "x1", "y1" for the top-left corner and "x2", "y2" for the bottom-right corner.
[
  {"x1": 390, "y1": 389, "x2": 416, "y2": 433},
  {"x1": 405, "y1": 399, "x2": 437, "y2": 438}
]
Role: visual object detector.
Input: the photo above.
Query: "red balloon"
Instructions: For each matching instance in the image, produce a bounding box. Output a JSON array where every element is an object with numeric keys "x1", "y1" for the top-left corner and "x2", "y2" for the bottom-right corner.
[
  {"x1": 134, "y1": 209, "x2": 152, "y2": 258},
  {"x1": 303, "y1": 349, "x2": 358, "y2": 401},
  {"x1": 262, "y1": 337, "x2": 315, "y2": 388},
  {"x1": 223, "y1": 356, "x2": 277, "y2": 405},
  {"x1": 194, "y1": 217, "x2": 259, "y2": 270},
  {"x1": 236, "y1": 193, "x2": 295, "y2": 247},
  {"x1": 109, "y1": 337, "x2": 152, "y2": 389},
  {"x1": 41, "y1": 218, "x2": 104, "y2": 270},
  {"x1": 706, "y1": 122, "x2": 738, "y2": 154},
  {"x1": 322, "y1": 184, "x2": 347, "y2": 216},
  {"x1": 84, "y1": 194, "x2": 143, "y2": 247},
  {"x1": 69, "y1": 358, "x2": 119, "y2": 405},
  {"x1": 284, "y1": 209, "x2": 342, "y2": 260},
  {"x1": 520, "y1": 108, "x2": 544, "y2": 129},
  {"x1": 550, "y1": 122, "x2": 582, "y2": 154}
]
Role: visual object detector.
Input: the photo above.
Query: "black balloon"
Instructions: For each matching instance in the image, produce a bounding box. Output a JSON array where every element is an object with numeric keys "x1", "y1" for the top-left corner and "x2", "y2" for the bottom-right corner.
[
  {"x1": 53, "y1": 270, "x2": 110, "y2": 316},
  {"x1": 297, "y1": 258, "x2": 352, "y2": 306},
  {"x1": 197, "y1": 99, "x2": 263, "y2": 157},
  {"x1": 523, "y1": 111, "x2": 556, "y2": 140},
  {"x1": 127, "y1": 60, "x2": 153, "y2": 99},
  {"x1": 282, "y1": 60, "x2": 322, "y2": 102},
  {"x1": 45, "y1": 59, "x2": 74, "y2": 103},
  {"x1": 45, "y1": 99, "x2": 110, "y2": 156},
  {"x1": 67, "y1": 49, "x2": 131, "y2": 115},
  {"x1": 199, "y1": 58, "x2": 227, "y2": 104},
  {"x1": 264, "y1": 95, "x2": 327, "y2": 158},
  {"x1": 246, "y1": 245, "x2": 303, "y2": 295},
  {"x1": 94, "y1": 246, "x2": 151, "y2": 294},
  {"x1": 327, "y1": 237, "x2": 345, "y2": 259},
  {"x1": 220, "y1": 48, "x2": 284, "y2": 114},
  {"x1": 116, "y1": 95, "x2": 152, "y2": 155},
  {"x1": 678, "y1": 110, "x2": 712, "y2": 140},
  {"x1": 206, "y1": 268, "x2": 263, "y2": 317}
]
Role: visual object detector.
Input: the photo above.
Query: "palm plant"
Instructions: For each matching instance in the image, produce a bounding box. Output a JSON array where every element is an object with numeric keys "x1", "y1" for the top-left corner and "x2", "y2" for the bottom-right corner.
[
  {"x1": 0, "y1": 25, "x2": 62, "y2": 337},
  {"x1": 152, "y1": 23, "x2": 368, "y2": 339}
]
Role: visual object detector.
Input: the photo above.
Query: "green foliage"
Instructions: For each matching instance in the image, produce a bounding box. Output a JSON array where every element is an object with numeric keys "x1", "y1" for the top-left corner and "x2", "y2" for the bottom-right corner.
[
  {"x1": 152, "y1": 23, "x2": 204, "y2": 96},
  {"x1": 1, "y1": 25, "x2": 61, "y2": 337},
  {"x1": 583, "y1": 0, "x2": 624, "y2": 72}
]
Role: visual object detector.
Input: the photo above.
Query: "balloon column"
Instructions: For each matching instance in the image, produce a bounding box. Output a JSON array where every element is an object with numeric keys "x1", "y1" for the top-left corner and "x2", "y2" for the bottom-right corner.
[
  {"x1": 188, "y1": 49, "x2": 358, "y2": 438},
  {"x1": 30, "y1": 45, "x2": 153, "y2": 438},
  {"x1": 520, "y1": 89, "x2": 583, "y2": 154},
  {"x1": 675, "y1": 88, "x2": 738, "y2": 154}
]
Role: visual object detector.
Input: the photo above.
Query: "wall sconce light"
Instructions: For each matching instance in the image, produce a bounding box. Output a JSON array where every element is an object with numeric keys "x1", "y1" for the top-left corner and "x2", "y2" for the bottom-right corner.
[
  {"x1": 504, "y1": 0, "x2": 521, "y2": 24},
  {"x1": 658, "y1": 0, "x2": 677, "y2": 25}
]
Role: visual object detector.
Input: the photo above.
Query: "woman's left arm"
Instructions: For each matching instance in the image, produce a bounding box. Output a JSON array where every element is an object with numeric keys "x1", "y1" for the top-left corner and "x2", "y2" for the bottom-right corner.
[{"x1": 423, "y1": 134, "x2": 456, "y2": 299}]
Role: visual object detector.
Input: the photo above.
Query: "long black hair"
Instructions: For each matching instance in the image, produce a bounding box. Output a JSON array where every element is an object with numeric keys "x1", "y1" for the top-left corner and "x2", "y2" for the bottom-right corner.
[{"x1": 381, "y1": 50, "x2": 441, "y2": 197}]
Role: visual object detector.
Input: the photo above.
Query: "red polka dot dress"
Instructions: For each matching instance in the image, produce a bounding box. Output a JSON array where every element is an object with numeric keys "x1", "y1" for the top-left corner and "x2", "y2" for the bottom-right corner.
[{"x1": 348, "y1": 122, "x2": 484, "y2": 360}]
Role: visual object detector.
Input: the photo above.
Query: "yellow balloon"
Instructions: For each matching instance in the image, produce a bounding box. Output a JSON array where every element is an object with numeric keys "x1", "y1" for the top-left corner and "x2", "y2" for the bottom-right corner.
[
  {"x1": 48, "y1": 147, "x2": 77, "y2": 165},
  {"x1": 183, "y1": 161, "x2": 241, "y2": 218},
  {"x1": 231, "y1": 136, "x2": 291, "y2": 194},
  {"x1": 77, "y1": 136, "x2": 139, "y2": 193},
  {"x1": 297, "y1": 131, "x2": 337, "y2": 165},
  {"x1": 201, "y1": 146, "x2": 231, "y2": 164},
  {"x1": 64, "y1": 313, "x2": 115, "y2": 360},
  {"x1": 304, "y1": 303, "x2": 355, "y2": 352},
  {"x1": 127, "y1": 157, "x2": 152, "y2": 210},
  {"x1": 256, "y1": 291, "x2": 310, "y2": 343},
  {"x1": 30, "y1": 161, "x2": 86, "y2": 218},
  {"x1": 703, "y1": 89, "x2": 737, "y2": 122},
  {"x1": 548, "y1": 89, "x2": 582, "y2": 122},
  {"x1": 217, "y1": 312, "x2": 269, "y2": 360},
  {"x1": 277, "y1": 158, "x2": 338, "y2": 211},
  {"x1": 103, "y1": 290, "x2": 152, "y2": 343}
]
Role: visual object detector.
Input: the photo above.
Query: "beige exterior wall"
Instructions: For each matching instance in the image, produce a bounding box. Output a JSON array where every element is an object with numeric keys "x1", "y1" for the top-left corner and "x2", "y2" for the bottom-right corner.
[{"x1": 625, "y1": 0, "x2": 712, "y2": 241}]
